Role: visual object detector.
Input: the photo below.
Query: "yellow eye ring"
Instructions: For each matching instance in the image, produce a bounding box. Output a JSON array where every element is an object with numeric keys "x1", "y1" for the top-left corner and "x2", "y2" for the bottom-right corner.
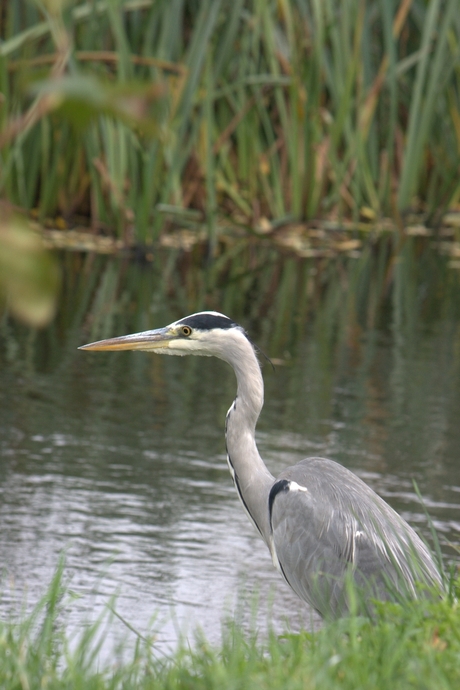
[{"x1": 180, "y1": 325, "x2": 192, "y2": 336}]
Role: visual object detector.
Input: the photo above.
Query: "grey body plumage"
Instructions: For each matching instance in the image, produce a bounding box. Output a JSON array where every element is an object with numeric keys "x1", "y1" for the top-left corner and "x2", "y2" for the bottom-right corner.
[{"x1": 80, "y1": 311, "x2": 442, "y2": 618}]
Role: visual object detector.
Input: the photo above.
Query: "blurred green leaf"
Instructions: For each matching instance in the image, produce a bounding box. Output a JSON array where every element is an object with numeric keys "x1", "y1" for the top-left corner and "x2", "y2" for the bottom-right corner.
[
  {"x1": 31, "y1": 74, "x2": 165, "y2": 133},
  {"x1": 0, "y1": 215, "x2": 60, "y2": 327}
]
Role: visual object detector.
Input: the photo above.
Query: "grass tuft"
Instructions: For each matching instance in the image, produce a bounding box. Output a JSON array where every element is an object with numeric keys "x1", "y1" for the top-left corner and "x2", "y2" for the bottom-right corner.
[{"x1": 1, "y1": 563, "x2": 459, "y2": 688}]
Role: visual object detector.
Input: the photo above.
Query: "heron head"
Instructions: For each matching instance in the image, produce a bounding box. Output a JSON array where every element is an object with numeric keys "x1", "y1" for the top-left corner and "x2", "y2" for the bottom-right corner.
[{"x1": 79, "y1": 311, "x2": 249, "y2": 361}]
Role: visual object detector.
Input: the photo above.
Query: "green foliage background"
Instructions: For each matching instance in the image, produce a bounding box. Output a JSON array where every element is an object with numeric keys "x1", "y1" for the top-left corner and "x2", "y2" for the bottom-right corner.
[{"x1": 1, "y1": 0, "x2": 459, "y2": 243}]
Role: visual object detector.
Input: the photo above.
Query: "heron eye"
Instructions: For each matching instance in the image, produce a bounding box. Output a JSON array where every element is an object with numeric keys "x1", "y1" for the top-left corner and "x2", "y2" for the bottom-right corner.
[{"x1": 180, "y1": 326, "x2": 192, "y2": 337}]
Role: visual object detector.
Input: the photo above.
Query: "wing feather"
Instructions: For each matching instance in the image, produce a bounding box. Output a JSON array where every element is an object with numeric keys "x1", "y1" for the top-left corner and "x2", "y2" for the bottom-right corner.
[{"x1": 269, "y1": 457, "x2": 441, "y2": 617}]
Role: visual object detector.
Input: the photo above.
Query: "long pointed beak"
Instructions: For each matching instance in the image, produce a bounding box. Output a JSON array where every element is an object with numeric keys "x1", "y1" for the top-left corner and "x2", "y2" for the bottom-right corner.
[{"x1": 78, "y1": 327, "x2": 172, "y2": 352}]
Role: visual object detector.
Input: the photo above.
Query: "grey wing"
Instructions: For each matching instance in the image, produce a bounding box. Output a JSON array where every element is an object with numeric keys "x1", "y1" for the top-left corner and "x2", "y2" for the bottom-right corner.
[{"x1": 269, "y1": 458, "x2": 441, "y2": 618}]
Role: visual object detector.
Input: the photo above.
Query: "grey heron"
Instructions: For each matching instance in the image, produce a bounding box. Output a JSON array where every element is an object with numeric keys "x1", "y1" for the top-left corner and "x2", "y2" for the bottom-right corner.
[{"x1": 80, "y1": 311, "x2": 442, "y2": 617}]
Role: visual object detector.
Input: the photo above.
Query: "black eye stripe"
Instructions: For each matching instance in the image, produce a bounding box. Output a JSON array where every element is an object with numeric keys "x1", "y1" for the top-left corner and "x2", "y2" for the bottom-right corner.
[{"x1": 177, "y1": 314, "x2": 238, "y2": 331}]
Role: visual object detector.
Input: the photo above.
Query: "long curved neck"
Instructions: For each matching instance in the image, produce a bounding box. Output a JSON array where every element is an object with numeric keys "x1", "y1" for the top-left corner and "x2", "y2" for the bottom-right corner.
[{"x1": 224, "y1": 337, "x2": 274, "y2": 543}]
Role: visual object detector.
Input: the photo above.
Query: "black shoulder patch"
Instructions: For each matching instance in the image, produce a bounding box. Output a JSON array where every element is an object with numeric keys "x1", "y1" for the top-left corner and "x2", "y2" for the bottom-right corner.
[
  {"x1": 177, "y1": 313, "x2": 239, "y2": 331},
  {"x1": 268, "y1": 479, "x2": 290, "y2": 527}
]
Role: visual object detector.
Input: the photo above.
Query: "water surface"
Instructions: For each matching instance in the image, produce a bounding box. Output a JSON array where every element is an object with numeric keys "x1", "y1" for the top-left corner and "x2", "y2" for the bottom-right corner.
[{"x1": 1, "y1": 249, "x2": 459, "y2": 655}]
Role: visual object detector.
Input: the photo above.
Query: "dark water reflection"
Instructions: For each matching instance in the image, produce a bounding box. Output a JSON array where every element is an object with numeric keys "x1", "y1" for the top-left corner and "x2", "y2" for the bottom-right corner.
[{"x1": 1, "y1": 248, "x2": 460, "y2": 655}]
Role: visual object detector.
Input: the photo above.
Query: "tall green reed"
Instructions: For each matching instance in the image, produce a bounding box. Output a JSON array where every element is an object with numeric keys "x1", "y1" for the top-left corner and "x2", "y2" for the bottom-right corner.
[{"x1": 1, "y1": 1, "x2": 459, "y2": 241}]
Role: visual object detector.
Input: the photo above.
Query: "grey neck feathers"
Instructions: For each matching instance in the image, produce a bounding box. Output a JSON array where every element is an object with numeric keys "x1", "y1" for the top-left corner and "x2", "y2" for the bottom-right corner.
[{"x1": 224, "y1": 333, "x2": 274, "y2": 543}]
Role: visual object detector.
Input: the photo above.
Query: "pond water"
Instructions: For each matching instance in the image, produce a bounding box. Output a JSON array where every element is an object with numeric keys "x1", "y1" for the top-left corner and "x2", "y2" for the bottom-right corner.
[{"x1": 0, "y1": 247, "x2": 459, "y2": 657}]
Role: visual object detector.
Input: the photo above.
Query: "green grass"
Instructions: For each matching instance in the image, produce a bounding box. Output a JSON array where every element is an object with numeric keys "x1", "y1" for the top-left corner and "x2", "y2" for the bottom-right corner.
[
  {"x1": 1, "y1": 562, "x2": 459, "y2": 689},
  {"x1": 1, "y1": 0, "x2": 459, "y2": 243}
]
